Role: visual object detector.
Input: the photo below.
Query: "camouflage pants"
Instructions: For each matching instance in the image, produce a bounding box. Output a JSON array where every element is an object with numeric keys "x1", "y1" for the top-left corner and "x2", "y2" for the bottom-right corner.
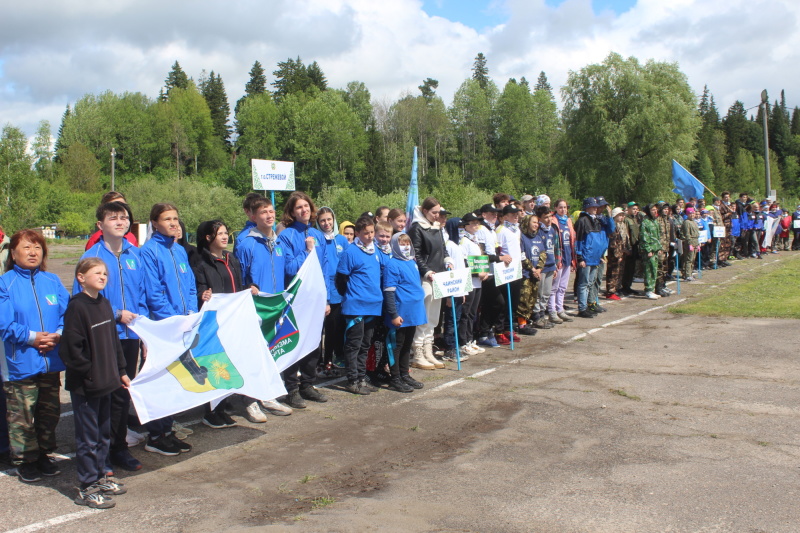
[
  {"x1": 605, "y1": 254, "x2": 625, "y2": 295},
  {"x1": 517, "y1": 276, "x2": 539, "y2": 321},
  {"x1": 655, "y1": 251, "x2": 668, "y2": 291},
  {"x1": 3, "y1": 372, "x2": 61, "y2": 464},
  {"x1": 643, "y1": 254, "x2": 658, "y2": 292}
]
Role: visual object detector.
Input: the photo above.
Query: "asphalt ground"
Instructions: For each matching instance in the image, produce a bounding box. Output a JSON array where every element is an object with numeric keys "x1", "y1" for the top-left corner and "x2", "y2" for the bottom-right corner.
[{"x1": 2, "y1": 250, "x2": 799, "y2": 533}]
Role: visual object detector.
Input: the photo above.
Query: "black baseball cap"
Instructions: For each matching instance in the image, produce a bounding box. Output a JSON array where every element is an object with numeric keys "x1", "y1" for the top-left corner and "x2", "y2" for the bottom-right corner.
[
  {"x1": 502, "y1": 204, "x2": 521, "y2": 215},
  {"x1": 479, "y1": 203, "x2": 499, "y2": 213},
  {"x1": 460, "y1": 212, "x2": 480, "y2": 225}
]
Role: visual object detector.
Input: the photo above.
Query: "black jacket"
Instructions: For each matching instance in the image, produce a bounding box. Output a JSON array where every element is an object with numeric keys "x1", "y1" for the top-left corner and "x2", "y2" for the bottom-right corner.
[
  {"x1": 193, "y1": 249, "x2": 245, "y2": 309},
  {"x1": 408, "y1": 208, "x2": 449, "y2": 278},
  {"x1": 60, "y1": 293, "x2": 126, "y2": 397}
]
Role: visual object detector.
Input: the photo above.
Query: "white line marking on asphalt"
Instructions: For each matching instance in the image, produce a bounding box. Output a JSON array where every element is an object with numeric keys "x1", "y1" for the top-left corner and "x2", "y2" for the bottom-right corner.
[
  {"x1": 470, "y1": 368, "x2": 497, "y2": 378},
  {"x1": 4, "y1": 510, "x2": 102, "y2": 533},
  {"x1": 59, "y1": 411, "x2": 73, "y2": 418}
]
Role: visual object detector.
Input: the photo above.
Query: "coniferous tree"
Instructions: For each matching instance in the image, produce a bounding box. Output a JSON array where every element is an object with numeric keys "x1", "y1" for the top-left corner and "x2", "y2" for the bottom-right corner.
[
  {"x1": 791, "y1": 107, "x2": 800, "y2": 136},
  {"x1": 200, "y1": 71, "x2": 232, "y2": 147},
  {"x1": 519, "y1": 76, "x2": 530, "y2": 91},
  {"x1": 53, "y1": 105, "x2": 71, "y2": 163},
  {"x1": 306, "y1": 61, "x2": 328, "y2": 92},
  {"x1": 272, "y1": 57, "x2": 310, "y2": 102},
  {"x1": 472, "y1": 53, "x2": 489, "y2": 91},
  {"x1": 418, "y1": 78, "x2": 439, "y2": 101},
  {"x1": 235, "y1": 61, "x2": 268, "y2": 118},
  {"x1": 163, "y1": 61, "x2": 191, "y2": 100},
  {"x1": 534, "y1": 71, "x2": 552, "y2": 94}
]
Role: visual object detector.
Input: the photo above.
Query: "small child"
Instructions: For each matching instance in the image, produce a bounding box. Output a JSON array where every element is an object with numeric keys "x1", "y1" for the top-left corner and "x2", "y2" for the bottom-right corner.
[
  {"x1": 382, "y1": 233, "x2": 426, "y2": 392},
  {"x1": 366, "y1": 220, "x2": 394, "y2": 386},
  {"x1": 533, "y1": 205, "x2": 561, "y2": 327},
  {"x1": 336, "y1": 216, "x2": 384, "y2": 395},
  {"x1": 518, "y1": 214, "x2": 544, "y2": 332},
  {"x1": 61, "y1": 258, "x2": 130, "y2": 509}
]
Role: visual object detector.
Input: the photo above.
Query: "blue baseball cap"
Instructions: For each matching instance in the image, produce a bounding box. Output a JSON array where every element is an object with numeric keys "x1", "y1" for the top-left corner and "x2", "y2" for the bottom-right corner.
[{"x1": 582, "y1": 197, "x2": 599, "y2": 209}]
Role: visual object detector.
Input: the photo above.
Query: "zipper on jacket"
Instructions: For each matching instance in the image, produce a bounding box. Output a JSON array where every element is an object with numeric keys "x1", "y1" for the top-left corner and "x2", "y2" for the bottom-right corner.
[
  {"x1": 218, "y1": 255, "x2": 237, "y2": 292},
  {"x1": 117, "y1": 250, "x2": 129, "y2": 337},
  {"x1": 168, "y1": 246, "x2": 188, "y2": 314},
  {"x1": 30, "y1": 274, "x2": 49, "y2": 373}
]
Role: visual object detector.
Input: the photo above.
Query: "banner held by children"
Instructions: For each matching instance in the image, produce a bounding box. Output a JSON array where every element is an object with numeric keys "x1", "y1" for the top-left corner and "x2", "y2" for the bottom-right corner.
[{"x1": 128, "y1": 291, "x2": 286, "y2": 424}]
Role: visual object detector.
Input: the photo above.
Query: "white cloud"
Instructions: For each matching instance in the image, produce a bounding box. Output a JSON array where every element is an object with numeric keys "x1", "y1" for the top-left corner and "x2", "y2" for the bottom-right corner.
[{"x1": 1, "y1": 0, "x2": 799, "y2": 138}]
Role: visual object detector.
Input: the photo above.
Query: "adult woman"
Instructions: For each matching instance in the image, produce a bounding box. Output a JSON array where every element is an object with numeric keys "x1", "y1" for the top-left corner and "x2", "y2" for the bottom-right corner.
[
  {"x1": 316, "y1": 207, "x2": 349, "y2": 376},
  {"x1": 277, "y1": 192, "x2": 329, "y2": 408},
  {"x1": 408, "y1": 197, "x2": 453, "y2": 369},
  {"x1": 0, "y1": 230, "x2": 69, "y2": 482}
]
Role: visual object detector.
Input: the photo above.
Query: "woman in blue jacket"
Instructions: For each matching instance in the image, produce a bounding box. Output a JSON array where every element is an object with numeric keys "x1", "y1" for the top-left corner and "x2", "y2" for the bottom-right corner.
[
  {"x1": 277, "y1": 192, "x2": 329, "y2": 408},
  {"x1": 316, "y1": 206, "x2": 349, "y2": 376},
  {"x1": 0, "y1": 230, "x2": 69, "y2": 483}
]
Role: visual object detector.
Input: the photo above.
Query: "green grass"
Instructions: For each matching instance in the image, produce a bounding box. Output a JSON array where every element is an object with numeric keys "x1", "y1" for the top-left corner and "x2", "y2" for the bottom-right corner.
[
  {"x1": 610, "y1": 388, "x2": 640, "y2": 401},
  {"x1": 670, "y1": 254, "x2": 800, "y2": 319}
]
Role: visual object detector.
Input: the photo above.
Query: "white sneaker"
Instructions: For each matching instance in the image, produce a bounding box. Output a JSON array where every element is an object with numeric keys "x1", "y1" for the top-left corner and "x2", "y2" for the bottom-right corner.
[
  {"x1": 469, "y1": 341, "x2": 486, "y2": 354},
  {"x1": 460, "y1": 344, "x2": 478, "y2": 355},
  {"x1": 244, "y1": 401, "x2": 267, "y2": 423},
  {"x1": 645, "y1": 291, "x2": 660, "y2": 300},
  {"x1": 260, "y1": 399, "x2": 292, "y2": 416},
  {"x1": 126, "y1": 428, "x2": 146, "y2": 447}
]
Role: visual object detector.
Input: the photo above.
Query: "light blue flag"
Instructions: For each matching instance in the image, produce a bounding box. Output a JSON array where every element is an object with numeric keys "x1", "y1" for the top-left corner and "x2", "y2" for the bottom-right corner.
[
  {"x1": 405, "y1": 146, "x2": 419, "y2": 231},
  {"x1": 671, "y1": 160, "x2": 705, "y2": 200}
]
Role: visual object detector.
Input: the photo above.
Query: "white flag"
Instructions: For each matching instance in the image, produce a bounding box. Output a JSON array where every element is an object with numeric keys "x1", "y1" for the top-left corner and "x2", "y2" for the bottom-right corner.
[{"x1": 128, "y1": 290, "x2": 286, "y2": 424}]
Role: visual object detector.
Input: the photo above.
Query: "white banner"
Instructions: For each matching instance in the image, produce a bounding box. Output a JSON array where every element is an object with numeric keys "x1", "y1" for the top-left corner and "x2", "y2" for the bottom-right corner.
[
  {"x1": 492, "y1": 261, "x2": 523, "y2": 286},
  {"x1": 251, "y1": 159, "x2": 296, "y2": 191},
  {"x1": 763, "y1": 216, "x2": 779, "y2": 246},
  {"x1": 129, "y1": 291, "x2": 286, "y2": 424},
  {"x1": 431, "y1": 269, "x2": 473, "y2": 299},
  {"x1": 713, "y1": 226, "x2": 725, "y2": 238}
]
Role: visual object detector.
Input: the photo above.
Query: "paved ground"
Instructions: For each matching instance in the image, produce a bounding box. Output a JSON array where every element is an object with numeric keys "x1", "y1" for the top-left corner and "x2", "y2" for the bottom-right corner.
[{"x1": 2, "y1": 250, "x2": 799, "y2": 532}]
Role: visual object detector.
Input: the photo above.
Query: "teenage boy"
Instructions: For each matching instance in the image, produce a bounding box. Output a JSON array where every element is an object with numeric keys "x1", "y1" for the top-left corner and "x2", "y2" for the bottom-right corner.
[
  {"x1": 533, "y1": 205, "x2": 560, "y2": 327},
  {"x1": 495, "y1": 204, "x2": 523, "y2": 342},
  {"x1": 681, "y1": 208, "x2": 700, "y2": 280},
  {"x1": 475, "y1": 204, "x2": 506, "y2": 347},
  {"x1": 336, "y1": 216, "x2": 383, "y2": 395},
  {"x1": 78, "y1": 202, "x2": 147, "y2": 472}
]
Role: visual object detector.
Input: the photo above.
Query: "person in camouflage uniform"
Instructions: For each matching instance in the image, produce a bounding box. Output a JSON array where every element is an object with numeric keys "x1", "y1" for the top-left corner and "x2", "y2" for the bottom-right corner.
[
  {"x1": 639, "y1": 204, "x2": 662, "y2": 299},
  {"x1": 621, "y1": 202, "x2": 643, "y2": 295},
  {"x1": 605, "y1": 207, "x2": 630, "y2": 299},
  {"x1": 655, "y1": 203, "x2": 674, "y2": 296},
  {"x1": 717, "y1": 193, "x2": 735, "y2": 264}
]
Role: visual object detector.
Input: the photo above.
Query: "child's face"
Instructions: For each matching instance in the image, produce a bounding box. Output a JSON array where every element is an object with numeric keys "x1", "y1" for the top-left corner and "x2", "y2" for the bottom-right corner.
[
  {"x1": 154, "y1": 210, "x2": 179, "y2": 237},
  {"x1": 98, "y1": 211, "x2": 130, "y2": 238},
  {"x1": 291, "y1": 199, "x2": 312, "y2": 224},
  {"x1": 390, "y1": 215, "x2": 406, "y2": 232},
  {"x1": 343, "y1": 227, "x2": 354, "y2": 242},
  {"x1": 375, "y1": 229, "x2": 392, "y2": 247},
  {"x1": 209, "y1": 226, "x2": 229, "y2": 249},
  {"x1": 357, "y1": 225, "x2": 375, "y2": 246},
  {"x1": 504, "y1": 212, "x2": 519, "y2": 225},
  {"x1": 615, "y1": 213, "x2": 625, "y2": 224},
  {"x1": 79, "y1": 265, "x2": 108, "y2": 293},
  {"x1": 465, "y1": 220, "x2": 480, "y2": 234},
  {"x1": 528, "y1": 217, "x2": 539, "y2": 233},
  {"x1": 317, "y1": 212, "x2": 334, "y2": 233},
  {"x1": 539, "y1": 213, "x2": 551, "y2": 227},
  {"x1": 254, "y1": 205, "x2": 276, "y2": 231}
]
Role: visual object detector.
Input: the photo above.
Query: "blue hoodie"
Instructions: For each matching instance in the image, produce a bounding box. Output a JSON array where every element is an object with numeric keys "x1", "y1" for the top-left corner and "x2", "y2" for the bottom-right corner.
[
  {"x1": 140, "y1": 231, "x2": 198, "y2": 320},
  {"x1": 278, "y1": 221, "x2": 328, "y2": 287},
  {"x1": 235, "y1": 227, "x2": 286, "y2": 294},
  {"x1": 75, "y1": 238, "x2": 148, "y2": 339},
  {"x1": 0, "y1": 265, "x2": 69, "y2": 380},
  {"x1": 574, "y1": 212, "x2": 615, "y2": 266}
]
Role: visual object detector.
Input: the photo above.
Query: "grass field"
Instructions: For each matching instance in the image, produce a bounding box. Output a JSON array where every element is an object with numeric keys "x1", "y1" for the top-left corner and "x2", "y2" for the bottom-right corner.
[{"x1": 671, "y1": 253, "x2": 800, "y2": 319}]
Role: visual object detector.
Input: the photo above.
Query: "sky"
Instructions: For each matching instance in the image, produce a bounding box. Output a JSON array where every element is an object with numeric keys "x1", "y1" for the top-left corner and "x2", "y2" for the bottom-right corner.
[{"x1": 1, "y1": 0, "x2": 798, "y2": 142}]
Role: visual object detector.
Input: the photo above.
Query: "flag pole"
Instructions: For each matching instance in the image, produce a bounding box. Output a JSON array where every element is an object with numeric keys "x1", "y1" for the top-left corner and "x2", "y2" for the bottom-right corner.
[
  {"x1": 507, "y1": 284, "x2": 514, "y2": 351},
  {"x1": 450, "y1": 297, "x2": 462, "y2": 370}
]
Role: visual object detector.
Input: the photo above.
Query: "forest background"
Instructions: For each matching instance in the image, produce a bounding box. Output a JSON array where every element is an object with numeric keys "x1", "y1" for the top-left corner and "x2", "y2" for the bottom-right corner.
[{"x1": 1, "y1": 52, "x2": 798, "y2": 238}]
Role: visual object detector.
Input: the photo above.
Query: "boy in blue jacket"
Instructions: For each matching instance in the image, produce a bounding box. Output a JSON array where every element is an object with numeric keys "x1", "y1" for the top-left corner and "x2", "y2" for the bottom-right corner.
[
  {"x1": 235, "y1": 197, "x2": 286, "y2": 294},
  {"x1": 336, "y1": 216, "x2": 383, "y2": 395},
  {"x1": 77, "y1": 202, "x2": 147, "y2": 472}
]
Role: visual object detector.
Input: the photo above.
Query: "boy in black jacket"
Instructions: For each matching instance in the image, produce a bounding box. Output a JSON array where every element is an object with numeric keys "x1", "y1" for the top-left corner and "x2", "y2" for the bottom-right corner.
[{"x1": 61, "y1": 258, "x2": 130, "y2": 509}]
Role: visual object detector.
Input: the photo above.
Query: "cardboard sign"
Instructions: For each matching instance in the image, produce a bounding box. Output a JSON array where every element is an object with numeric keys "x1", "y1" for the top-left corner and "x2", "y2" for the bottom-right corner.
[
  {"x1": 713, "y1": 226, "x2": 726, "y2": 238},
  {"x1": 466, "y1": 255, "x2": 489, "y2": 274},
  {"x1": 251, "y1": 159, "x2": 296, "y2": 191},
  {"x1": 431, "y1": 269, "x2": 473, "y2": 299},
  {"x1": 698, "y1": 230, "x2": 709, "y2": 244},
  {"x1": 794, "y1": 220, "x2": 800, "y2": 229},
  {"x1": 492, "y1": 261, "x2": 523, "y2": 286}
]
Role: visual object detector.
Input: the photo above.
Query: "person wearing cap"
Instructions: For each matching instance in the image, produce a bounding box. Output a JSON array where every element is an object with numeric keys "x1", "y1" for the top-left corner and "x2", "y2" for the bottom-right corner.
[
  {"x1": 475, "y1": 203, "x2": 509, "y2": 347},
  {"x1": 639, "y1": 204, "x2": 662, "y2": 300},
  {"x1": 521, "y1": 195, "x2": 535, "y2": 216},
  {"x1": 531, "y1": 205, "x2": 561, "y2": 329},
  {"x1": 620, "y1": 202, "x2": 643, "y2": 296},
  {"x1": 536, "y1": 195, "x2": 551, "y2": 209},
  {"x1": 707, "y1": 205, "x2": 723, "y2": 266},
  {"x1": 717, "y1": 192, "x2": 735, "y2": 264},
  {"x1": 655, "y1": 203, "x2": 676, "y2": 297},
  {"x1": 681, "y1": 208, "x2": 700, "y2": 281},
  {"x1": 574, "y1": 197, "x2": 614, "y2": 318},
  {"x1": 605, "y1": 207, "x2": 630, "y2": 300},
  {"x1": 698, "y1": 208, "x2": 714, "y2": 266},
  {"x1": 776, "y1": 207, "x2": 791, "y2": 251},
  {"x1": 437, "y1": 208, "x2": 452, "y2": 241},
  {"x1": 495, "y1": 204, "x2": 523, "y2": 342},
  {"x1": 588, "y1": 196, "x2": 614, "y2": 313},
  {"x1": 458, "y1": 213, "x2": 489, "y2": 355}
]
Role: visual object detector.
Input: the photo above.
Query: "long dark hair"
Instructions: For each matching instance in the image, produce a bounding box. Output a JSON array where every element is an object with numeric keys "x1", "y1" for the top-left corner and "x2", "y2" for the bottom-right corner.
[{"x1": 196, "y1": 220, "x2": 227, "y2": 254}]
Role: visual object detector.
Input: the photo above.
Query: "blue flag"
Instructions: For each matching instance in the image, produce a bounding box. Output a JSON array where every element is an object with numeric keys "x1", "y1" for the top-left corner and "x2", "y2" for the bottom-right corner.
[
  {"x1": 671, "y1": 160, "x2": 705, "y2": 200},
  {"x1": 405, "y1": 146, "x2": 419, "y2": 231}
]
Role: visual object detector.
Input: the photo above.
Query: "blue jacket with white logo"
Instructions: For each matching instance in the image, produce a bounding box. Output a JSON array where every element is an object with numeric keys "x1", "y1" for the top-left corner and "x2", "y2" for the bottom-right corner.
[
  {"x1": 320, "y1": 235, "x2": 348, "y2": 305},
  {"x1": 277, "y1": 221, "x2": 328, "y2": 288},
  {"x1": 140, "y1": 231, "x2": 197, "y2": 320},
  {"x1": 235, "y1": 228, "x2": 286, "y2": 294},
  {"x1": 75, "y1": 238, "x2": 147, "y2": 339},
  {"x1": 0, "y1": 265, "x2": 69, "y2": 380}
]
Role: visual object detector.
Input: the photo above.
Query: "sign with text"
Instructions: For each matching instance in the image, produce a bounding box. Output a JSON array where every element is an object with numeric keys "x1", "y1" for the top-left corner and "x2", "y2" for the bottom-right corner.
[
  {"x1": 431, "y1": 269, "x2": 473, "y2": 299},
  {"x1": 466, "y1": 255, "x2": 489, "y2": 274},
  {"x1": 252, "y1": 159, "x2": 295, "y2": 191},
  {"x1": 492, "y1": 261, "x2": 522, "y2": 286},
  {"x1": 712, "y1": 226, "x2": 726, "y2": 238},
  {"x1": 698, "y1": 230, "x2": 709, "y2": 244}
]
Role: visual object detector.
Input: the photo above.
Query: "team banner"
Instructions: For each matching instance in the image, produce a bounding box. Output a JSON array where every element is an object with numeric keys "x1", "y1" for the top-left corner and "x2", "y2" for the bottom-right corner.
[
  {"x1": 492, "y1": 261, "x2": 523, "y2": 286},
  {"x1": 128, "y1": 291, "x2": 286, "y2": 424},
  {"x1": 253, "y1": 252, "x2": 326, "y2": 372},
  {"x1": 763, "y1": 216, "x2": 779, "y2": 247},
  {"x1": 431, "y1": 269, "x2": 473, "y2": 299},
  {"x1": 252, "y1": 159, "x2": 296, "y2": 191},
  {"x1": 466, "y1": 255, "x2": 490, "y2": 273}
]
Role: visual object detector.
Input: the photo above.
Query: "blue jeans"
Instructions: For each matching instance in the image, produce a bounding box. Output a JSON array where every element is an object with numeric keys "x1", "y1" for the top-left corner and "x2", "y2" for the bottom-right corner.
[{"x1": 577, "y1": 264, "x2": 599, "y2": 311}]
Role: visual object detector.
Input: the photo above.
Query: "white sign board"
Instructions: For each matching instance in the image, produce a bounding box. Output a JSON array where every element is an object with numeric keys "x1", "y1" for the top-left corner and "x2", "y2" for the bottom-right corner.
[
  {"x1": 712, "y1": 226, "x2": 726, "y2": 238},
  {"x1": 698, "y1": 230, "x2": 709, "y2": 244},
  {"x1": 431, "y1": 269, "x2": 473, "y2": 299},
  {"x1": 252, "y1": 159, "x2": 295, "y2": 191},
  {"x1": 492, "y1": 261, "x2": 523, "y2": 286}
]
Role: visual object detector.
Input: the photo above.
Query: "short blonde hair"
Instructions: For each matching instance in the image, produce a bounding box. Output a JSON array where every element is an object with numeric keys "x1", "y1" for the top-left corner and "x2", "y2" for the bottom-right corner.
[{"x1": 75, "y1": 257, "x2": 108, "y2": 280}]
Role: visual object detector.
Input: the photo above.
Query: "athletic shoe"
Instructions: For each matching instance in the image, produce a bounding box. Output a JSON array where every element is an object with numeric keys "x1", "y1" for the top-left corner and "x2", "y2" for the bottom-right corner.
[
  {"x1": 172, "y1": 428, "x2": 189, "y2": 440},
  {"x1": 460, "y1": 344, "x2": 478, "y2": 355},
  {"x1": 344, "y1": 381, "x2": 370, "y2": 395},
  {"x1": 37, "y1": 454, "x2": 61, "y2": 477},
  {"x1": 682, "y1": 276, "x2": 694, "y2": 282},
  {"x1": 510, "y1": 331, "x2": 521, "y2": 342},
  {"x1": 261, "y1": 399, "x2": 292, "y2": 416},
  {"x1": 495, "y1": 333, "x2": 511, "y2": 345},
  {"x1": 95, "y1": 475, "x2": 127, "y2": 495},
  {"x1": 645, "y1": 291, "x2": 660, "y2": 300},
  {"x1": 606, "y1": 293, "x2": 621, "y2": 301},
  {"x1": 360, "y1": 379, "x2": 379, "y2": 392},
  {"x1": 657, "y1": 289, "x2": 671, "y2": 298},
  {"x1": 167, "y1": 433, "x2": 192, "y2": 453},
  {"x1": 172, "y1": 421, "x2": 193, "y2": 436},
  {"x1": 401, "y1": 374, "x2": 424, "y2": 389},
  {"x1": 17, "y1": 462, "x2": 42, "y2": 483},
  {"x1": 75, "y1": 485, "x2": 115, "y2": 509},
  {"x1": 442, "y1": 350, "x2": 469, "y2": 362},
  {"x1": 518, "y1": 324, "x2": 538, "y2": 335},
  {"x1": 548, "y1": 313, "x2": 563, "y2": 324},
  {"x1": 244, "y1": 401, "x2": 267, "y2": 423},
  {"x1": 283, "y1": 390, "x2": 307, "y2": 409},
  {"x1": 300, "y1": 386, "x2": 329, "y2": 403},
  {"x1": 144, "y1": 436, "x2": 180, "y2": 456},
  {"x1": 469, "y1": 341, "x2": 486, "y2": 353},
  {"x1": 219, "y1": 410, "x2": 237, "y2": 427},
  {"x1": 388, "y1": 377, "x2": 413, "y2": 393},
  {"x1": 589, "y1": 304, "x2": 607, "y2": 313},
  {"x1": 557, "y1": 312, "x2": 574, "y2": 322},
  {"x1": 110, "y1": 449, "x2": 143, "y2": 472},
  {"x1": 477, "y1": 336, "x2": 499, "y2": 348},
  {"x1": 203, "y1": 410, "x2": 229, "y2": 429},
  {"x1": 577, "y1": 310, "x2": 595, "y2": 319},
  {"x1": 533, "y1": 317, "x2": 552, "y2": 329},
  {"x1": 126, "y1": 428, "x2": 146, "y2": 447}
]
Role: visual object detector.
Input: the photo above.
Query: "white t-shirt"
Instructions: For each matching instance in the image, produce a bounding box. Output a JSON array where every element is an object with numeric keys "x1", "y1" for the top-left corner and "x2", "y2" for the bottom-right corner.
[
  {"x1": 460, "y1": 236, "x2": 484, "y2": 288},
  {"x1": 496, "y1": 224, "x2": 522, "y2": 263}
]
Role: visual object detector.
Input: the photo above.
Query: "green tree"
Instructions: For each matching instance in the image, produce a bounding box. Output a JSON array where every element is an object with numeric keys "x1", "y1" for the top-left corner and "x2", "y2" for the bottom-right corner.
[
  {"x1": 340, "y1": 81, "x2": 372, "y2": 129},
  {"x1": 471, "y1": 52, "x2": 489, "y2": 91},
  {"x1": 418, "y1": 78, "x2": 439, "y2": 101},
  {"x1": 61, "y1": 142, "x2": 101, "y2": 192},
  {"x1": 534, "y1": 71, "x2": 552, "y2": 94},
  {"x1": 234, "y1": 92, "x2": 281, "y2": 162},
  {"x1": 450, "y1": 78, "x2": 498, "y2": 186},
  {"x1": 306, "y1": 61, "x2": 328, "y2": 92},
  {"x1": 272, "y1": 57, "x2": 312, "y2": 102},
  {"x1": 54, "y1": 105, "x2": 70, "y2": 163},
  {"x1": 235, "y1": 60, "x2": 268, "y2": 117},
  {"x1": 561, "y1": 53, "x2": 700, "y2": 203},
  {"x1": 199, "y1": 71, "x2": 232, "y2": 147},
  {"x1": 0, "y1": 125, "x2": 38, "y2": 229},
  {"x1": 163, "y1": 61, "x2": 191, "y2": 99},
  {"x1": 32, "y1": 120, "x2": 54, "y2": 180}
]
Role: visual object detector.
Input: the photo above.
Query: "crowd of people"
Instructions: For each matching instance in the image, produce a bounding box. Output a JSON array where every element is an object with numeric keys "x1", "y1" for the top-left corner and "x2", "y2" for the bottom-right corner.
[{"x1": 0, "y1": 188, "x2": 798, "y2": 509}]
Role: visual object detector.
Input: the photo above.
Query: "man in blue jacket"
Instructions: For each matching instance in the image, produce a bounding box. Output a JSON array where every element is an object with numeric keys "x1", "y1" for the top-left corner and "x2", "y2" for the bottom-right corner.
[
  {"x1": 235, "y1": 197, "x2": 286, "y2": 294},
  {"x1": 574, "y1": 198, "x2": 615, "y2": 318}
]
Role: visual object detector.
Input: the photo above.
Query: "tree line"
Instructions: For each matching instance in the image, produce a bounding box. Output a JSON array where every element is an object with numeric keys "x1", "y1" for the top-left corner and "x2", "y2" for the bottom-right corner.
[{"x1": 1, "y1": 52, "x2": 798, "y2": 236}]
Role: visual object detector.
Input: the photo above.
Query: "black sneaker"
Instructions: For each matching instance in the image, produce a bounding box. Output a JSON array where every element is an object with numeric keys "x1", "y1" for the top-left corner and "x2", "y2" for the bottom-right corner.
[
  {"x1": 360, "y1": 379, "x2": 379, "y2": 393},
  {"x1": 219, "y1": 410, "x2": 237, "y2": 427},
  {"x1": 299, "y1": 386, "x2": 329, "y2": 403},
  {"x1": 167, "y1": 433, "x2": 192, "y2": 453},
  {"x1": 401, "y1": 374, "x2": 424, "y2": 389},
  {"x1": 37, "y1": 454, "x2": 61, "y2": 476},
  {"x1": 590, "y1": 304, "x2": 607, "y2": 313},
  {"x1": 95, "y1": 475, "x2": 127, "y2": 495},
  {"x1": 75, "y1": 485, "x2": 115, "y2": 509},
  {"x1": 388, "y1": 377, "x2": 413, "y2": 393},
  {"x1": 17, "y1": 462, "x2": 42, "y2": 483},
  {"x1": 144, "y1": 435, "x2": 181, "y2": 456},
  {"x1": 283, "y1": 390, "x2": 307, "y2": 409},
  {"x1": 577, "y1": 309, "x2": 595, "y2": 318},
  {"x1": 344, "y1": 381, "x2": 369, "y2": 395},
  {"x1": 518, "y1": 325, "x2": 538, "y2": 335},
  {"x1": 202, "y1": 411, "x2": 228, "y2": 429}
]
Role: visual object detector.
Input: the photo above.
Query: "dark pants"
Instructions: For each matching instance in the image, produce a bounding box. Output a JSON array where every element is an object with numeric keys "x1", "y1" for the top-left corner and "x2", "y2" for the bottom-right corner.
[
  {"x1": 0, "y1": 374, "x2": 8, "y2": 455},
  {"x1": 442, "y1": 297, "x2": 463, "y2": 349},
  {"x1": 145, "y1": 416, "x2": 173, "y2": 439},
  {"x1": 460, "y1": 287, "x2": 481, "y2": 344},
  {"x1": 71, "y1": 392, "x2": 111, "y2": 487},
  {"x1": 110, "y1": 339, "x2": 140, "y2": 453},
  {"x1": 343, "y1": 316, "x2": 376, "y2": 383},
  {"x1": 507, "y1": 278, "x2": 522, "y2": 326},
  {"x1": 388, "y1": 326, "x2": 415, "y2": 378},
  {"x1": 622, "y1": 244, "x2": 638, "y2": 290},
  {"x1": 283, "y1": 347, "x2": 321, "y2": 393},
  {"x1": 793, "y1": 231, "x2": 800, "y2": 250},
  {"x1": 322, "y1": 302, "x2": 344, "y2": 365},
  {"x1": 478, "y1": 278, "x2": 504, "y2": 337},
  {"x1": 3, "y1": 372, "x2": 60, "y2": 464}
]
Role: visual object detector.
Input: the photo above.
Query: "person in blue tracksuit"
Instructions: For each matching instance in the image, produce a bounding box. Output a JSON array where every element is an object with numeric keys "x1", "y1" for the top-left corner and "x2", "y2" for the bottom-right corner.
[
  {"x1": 139, "y1": 203, "x2": 196, "y2": 457},
  {"x1": 0, "y1": 230, "x2": 69, "y2": 483},
  {"x1": 235, "y1": 196, "x2": 286, "y2": 295},
  {"x1": 277, "y1": 192, "x2": 329, "y2": 408},
  {"x1": 316, "y1": 206, "x2": 349, "y2": 376},
  {"x1": 77, "y1": 201, "x2": 147, "y2": 472},
  {"x1": 232, "y1": 192, "x2": 264, "y2": 254}
]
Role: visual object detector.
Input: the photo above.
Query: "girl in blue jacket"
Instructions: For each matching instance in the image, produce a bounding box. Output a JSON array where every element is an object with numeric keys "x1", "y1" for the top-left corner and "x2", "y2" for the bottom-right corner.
[
  {"x1": 316, "y1": 206, "x2": 349, "y2": 376},
  {"x1": 0, "y1": 230, "x2": 69, "y2": 482}
]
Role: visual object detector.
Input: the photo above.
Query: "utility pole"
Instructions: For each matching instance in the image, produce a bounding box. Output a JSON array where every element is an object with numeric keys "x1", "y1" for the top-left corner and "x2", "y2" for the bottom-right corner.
[
  {"x1": 111, "y1": 147, "x2": 116, "y2": 191},
  {"x1": 760, "y1": 90, "x2": 771, "y2": 198}
]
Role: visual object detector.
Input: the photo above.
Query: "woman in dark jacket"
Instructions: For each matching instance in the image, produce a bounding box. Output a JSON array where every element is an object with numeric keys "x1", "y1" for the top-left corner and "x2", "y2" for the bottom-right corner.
[{"x1": 408, "y1": 196, "x2": 453, "y2": 370}]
